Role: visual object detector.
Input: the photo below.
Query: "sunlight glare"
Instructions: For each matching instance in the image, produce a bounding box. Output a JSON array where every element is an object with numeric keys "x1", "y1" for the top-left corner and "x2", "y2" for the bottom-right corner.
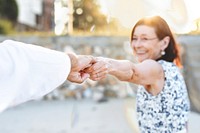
[
  {"x1": 98, "y1": 0, "x2": 109, "y2": 15},
  {"x1": 98, "y1": 0, "x2": 200, "y2": 34},
  {"x1": 90, "y1": 25, "x2": 96, "y2": 32}
]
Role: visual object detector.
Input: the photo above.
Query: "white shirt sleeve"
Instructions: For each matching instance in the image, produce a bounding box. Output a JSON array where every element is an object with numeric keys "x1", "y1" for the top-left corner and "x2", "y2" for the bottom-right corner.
[{"x1": 0, "y1": 40, "x2": 71, "y2": 112}]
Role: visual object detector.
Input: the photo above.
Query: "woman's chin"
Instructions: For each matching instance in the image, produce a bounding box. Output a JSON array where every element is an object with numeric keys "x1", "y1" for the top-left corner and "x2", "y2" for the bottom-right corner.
[{"x1": 136, "y1": 56, "x2": 146, "y2": 62}]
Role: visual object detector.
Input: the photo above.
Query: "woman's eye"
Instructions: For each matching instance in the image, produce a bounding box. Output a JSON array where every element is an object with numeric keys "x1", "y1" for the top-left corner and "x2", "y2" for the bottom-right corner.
[{"x1": 141, "y1": 37, "x2": 148, "y2": 40}]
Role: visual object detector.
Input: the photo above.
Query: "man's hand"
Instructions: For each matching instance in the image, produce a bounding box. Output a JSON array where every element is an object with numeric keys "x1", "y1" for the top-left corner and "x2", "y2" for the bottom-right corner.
[{"x1": 67, "y1": 53, "x2": 96, "y2": 83}]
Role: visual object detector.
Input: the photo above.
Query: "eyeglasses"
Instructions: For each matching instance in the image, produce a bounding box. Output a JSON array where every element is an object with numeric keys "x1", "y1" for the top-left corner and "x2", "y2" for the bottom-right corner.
[{"x1": 131, "y1": 36, "x2": 158, "y2": 44}]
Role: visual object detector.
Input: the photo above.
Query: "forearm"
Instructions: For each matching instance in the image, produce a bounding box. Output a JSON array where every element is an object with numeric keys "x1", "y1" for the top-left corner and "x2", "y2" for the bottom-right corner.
[{"x1": 99, "y1": 57, "x2": 135, "y2": 81}]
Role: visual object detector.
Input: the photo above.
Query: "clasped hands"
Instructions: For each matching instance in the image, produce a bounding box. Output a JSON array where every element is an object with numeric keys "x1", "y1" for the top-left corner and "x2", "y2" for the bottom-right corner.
[{"x1": 67, "y1": 54, "x2": 108, "y2": 83}]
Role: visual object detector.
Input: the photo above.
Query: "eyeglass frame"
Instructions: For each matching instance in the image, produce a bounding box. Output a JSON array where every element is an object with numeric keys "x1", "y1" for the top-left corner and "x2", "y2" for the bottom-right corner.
[{"x1": 130, "y1": 36, "x2": 159, "y2": 46}]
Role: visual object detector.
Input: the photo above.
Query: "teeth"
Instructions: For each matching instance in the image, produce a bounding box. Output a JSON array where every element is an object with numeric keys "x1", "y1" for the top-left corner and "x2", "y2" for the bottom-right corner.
[{"x1": 136, "y1": 51, "x2": 145, "y2": 54}]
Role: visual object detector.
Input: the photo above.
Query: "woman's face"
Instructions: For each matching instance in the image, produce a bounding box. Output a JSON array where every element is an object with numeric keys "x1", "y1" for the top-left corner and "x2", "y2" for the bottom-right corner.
[{"x1": 131, "y1": 25, "x2": 162, "y2": 62}]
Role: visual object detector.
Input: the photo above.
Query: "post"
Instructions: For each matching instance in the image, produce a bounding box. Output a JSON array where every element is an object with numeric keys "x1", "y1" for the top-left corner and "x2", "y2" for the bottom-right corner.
[{"x1": 68, "y1": 0, "x2": 73, "y2": 34}]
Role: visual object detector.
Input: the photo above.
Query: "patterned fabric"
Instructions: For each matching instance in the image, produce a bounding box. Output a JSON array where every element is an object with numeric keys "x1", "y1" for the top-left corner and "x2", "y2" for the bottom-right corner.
[{"x1": 136, "y1": 60, "x2": 190, "y2": 133}]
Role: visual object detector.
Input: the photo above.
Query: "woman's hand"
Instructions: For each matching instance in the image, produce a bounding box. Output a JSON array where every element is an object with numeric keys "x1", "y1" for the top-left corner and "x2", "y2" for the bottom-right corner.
[{"x1": 84, "y1": 57, "x2": 109, "y2": 81}]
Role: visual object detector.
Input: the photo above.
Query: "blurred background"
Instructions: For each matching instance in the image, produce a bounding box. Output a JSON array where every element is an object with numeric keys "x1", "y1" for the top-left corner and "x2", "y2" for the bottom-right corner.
[{"x1": 0, "y1": 0, "x2": 200, "y2": 132}]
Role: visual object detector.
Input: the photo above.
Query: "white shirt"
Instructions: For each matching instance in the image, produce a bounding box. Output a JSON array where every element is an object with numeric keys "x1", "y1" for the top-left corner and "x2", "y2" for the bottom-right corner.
[{"x1": 0, "y1": 40, "x2": 71, "y2": 112}]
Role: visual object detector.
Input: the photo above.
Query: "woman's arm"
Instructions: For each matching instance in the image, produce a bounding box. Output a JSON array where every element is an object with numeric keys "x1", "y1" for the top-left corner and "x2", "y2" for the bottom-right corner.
[
  {"x1": 106, "y1": 58, "x2": 136, "y2": 82},
  {"x1": 89, "y1": 57, "x2": 164, "y2": 88}
]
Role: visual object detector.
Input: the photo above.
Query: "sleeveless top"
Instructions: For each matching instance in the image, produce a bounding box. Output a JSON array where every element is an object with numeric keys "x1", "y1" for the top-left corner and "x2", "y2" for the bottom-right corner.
[{"x1": 136, "y1": 60, "x2": 190, "y2": 133}]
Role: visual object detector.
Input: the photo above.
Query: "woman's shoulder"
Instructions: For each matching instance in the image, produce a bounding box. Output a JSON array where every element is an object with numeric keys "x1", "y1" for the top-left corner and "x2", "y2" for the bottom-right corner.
[
  {"x1": 157, "y1": 60, "x2": 177, "y2": 70},
  {"x1": 157, "y1": 60, "x2": 174, "y2": 65},
  {"x1": 157, "y1": 60, "x2": 183, "y2": 80}
]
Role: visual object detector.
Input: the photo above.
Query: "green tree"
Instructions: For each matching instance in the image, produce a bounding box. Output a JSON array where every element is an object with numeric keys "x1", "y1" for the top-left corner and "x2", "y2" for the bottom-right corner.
[
  {"x1": 0, "y1": 0, "x2": 18, "y2": 22},
  {"x1": 0, "y1": 0, "x2": 18, "y2": 34},
  {"x1": 73, "y1": 0, "x2": 108, "y2": 31}
]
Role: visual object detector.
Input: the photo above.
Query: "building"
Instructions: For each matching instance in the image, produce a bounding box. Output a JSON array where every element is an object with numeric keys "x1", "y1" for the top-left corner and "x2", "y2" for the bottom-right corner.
[{"x1": 16, "y1": 0, "x2": 54, "y2": 32}]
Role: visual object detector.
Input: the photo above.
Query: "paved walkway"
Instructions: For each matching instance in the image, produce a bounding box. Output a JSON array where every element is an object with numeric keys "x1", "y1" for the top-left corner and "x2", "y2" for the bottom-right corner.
[
  {"x1": 0, "y1": 99, "x2": 133, "y2": 133},
  {"x1": 0, "y1": 98, "x2": 199, "y2": 133}
]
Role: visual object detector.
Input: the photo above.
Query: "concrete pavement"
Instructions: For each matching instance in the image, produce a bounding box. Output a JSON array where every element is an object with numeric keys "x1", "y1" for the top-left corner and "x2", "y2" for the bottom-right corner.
[
  {"x1": 0, "y1": 98, "x2": 199, "y2": 133},
  {"x1": 0, "y1": 99, "x2": 133, "y2": 133}
]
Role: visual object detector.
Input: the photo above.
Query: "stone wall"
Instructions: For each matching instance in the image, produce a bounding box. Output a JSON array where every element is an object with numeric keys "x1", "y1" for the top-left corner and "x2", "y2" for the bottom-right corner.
[
  {"x1": 177, "y1": 35, "x2": 200, "y2": 113},
  {"x1": 0, "y1": 35, "x2": 200, "y2": 112},
  {"x1": 0, "y1": 35, "x2": 136, "y2": 102}
]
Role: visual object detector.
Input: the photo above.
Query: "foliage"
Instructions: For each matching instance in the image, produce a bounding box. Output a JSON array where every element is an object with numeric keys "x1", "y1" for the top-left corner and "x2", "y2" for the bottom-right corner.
[
  {"x1": 0, "y1": 19, "x2": 15, "y2": 35},
  {"x1": 0, "y1": 0, "x2": 18, "y2": 22},
  {"x1": 73, "y1": 0, "x2": 118, "y2": 32}
]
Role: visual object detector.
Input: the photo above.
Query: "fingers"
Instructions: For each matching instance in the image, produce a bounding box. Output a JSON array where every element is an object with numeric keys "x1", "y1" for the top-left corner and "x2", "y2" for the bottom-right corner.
[
  {"x1": 80, "y1": 73, "x2": 90, "y2": 82},
  {"x1": 67, "y1": 71, "x2": 90, "y2": 84},
  {"x1": 89, "y1": 69, "x2": 108, "y2": 81},
  {"x1": 86, "y1": 60, "x2": 109, "y2": 81},
  {"x1": 68, "y1": 55, "x2": 108, "y2": 83},
  {"x1": 77, "y1": 55, "x2": 97, "y2": 71}
]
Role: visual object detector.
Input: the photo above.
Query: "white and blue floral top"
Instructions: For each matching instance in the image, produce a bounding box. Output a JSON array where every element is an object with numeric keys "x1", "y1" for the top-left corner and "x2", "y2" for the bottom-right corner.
[{"x1": 136, "y1": 60, "x2": 190, "y2": 133}]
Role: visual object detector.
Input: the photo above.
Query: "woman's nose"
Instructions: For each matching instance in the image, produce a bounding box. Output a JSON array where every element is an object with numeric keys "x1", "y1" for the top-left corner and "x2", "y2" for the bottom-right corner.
[{"x1": 131, "y1": 40, "x2": 142, "y2": 48}]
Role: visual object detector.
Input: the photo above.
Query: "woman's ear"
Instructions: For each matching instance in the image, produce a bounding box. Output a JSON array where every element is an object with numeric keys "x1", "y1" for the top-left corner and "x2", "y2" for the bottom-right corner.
[{"x1": 161, "y1": 36, "x2": 170, "y2": 50}]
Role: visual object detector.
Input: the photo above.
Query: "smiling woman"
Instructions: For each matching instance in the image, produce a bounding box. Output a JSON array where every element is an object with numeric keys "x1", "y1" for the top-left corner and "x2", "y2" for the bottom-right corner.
[{"x1": 86, "y1": 16, "x2": 190, "y2": 133}]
